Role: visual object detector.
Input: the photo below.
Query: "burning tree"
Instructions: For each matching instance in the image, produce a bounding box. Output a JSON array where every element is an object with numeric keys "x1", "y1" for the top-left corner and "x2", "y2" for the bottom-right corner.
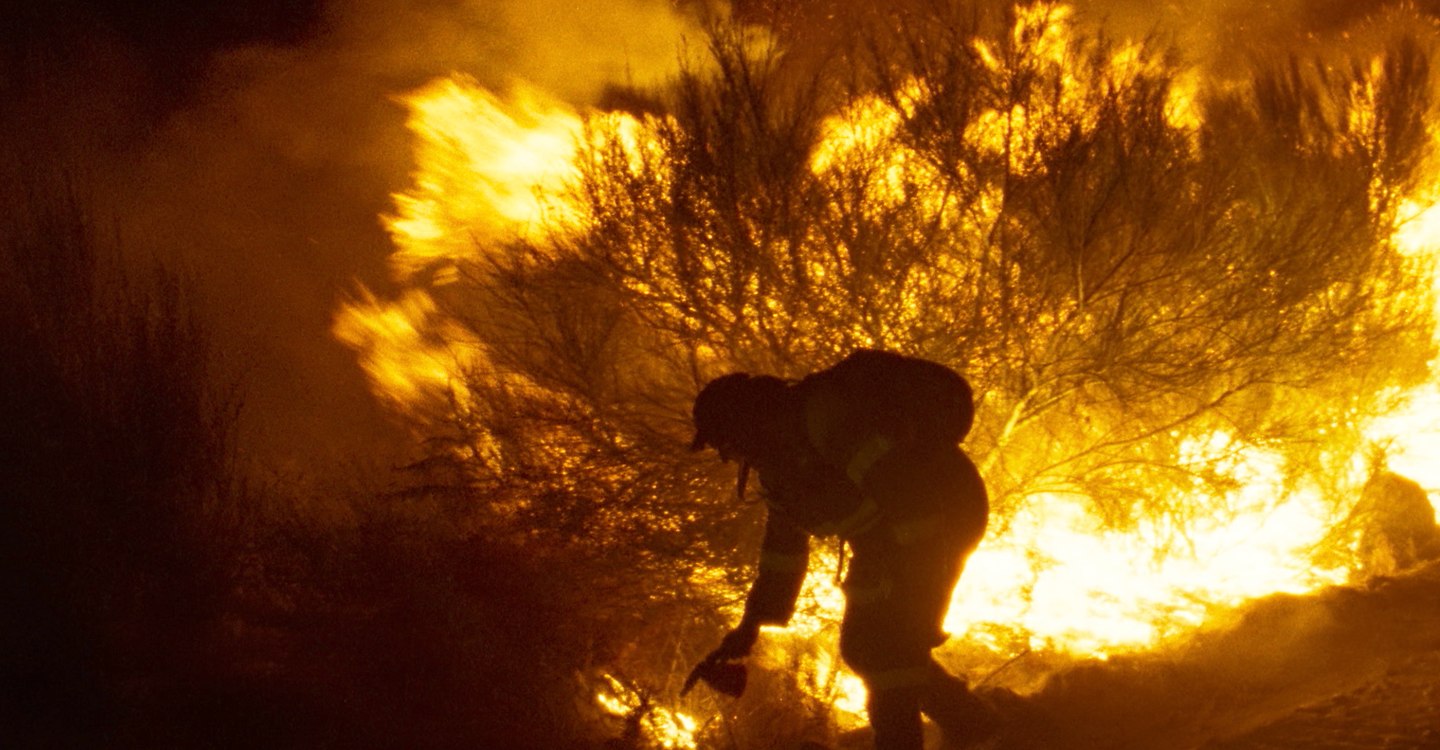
[{"x1": 335, "y1": 0, "x2": 1440, "y2": 743}]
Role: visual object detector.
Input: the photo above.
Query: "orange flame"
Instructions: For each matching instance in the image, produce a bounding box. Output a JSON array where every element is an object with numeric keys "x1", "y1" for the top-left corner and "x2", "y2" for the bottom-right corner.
[
  {"x1": 386, "y1": 76, "x2": 586, "y2": 274},
  {"x1": 331, "y1": 288, "x2": 466, "y2": 411}
]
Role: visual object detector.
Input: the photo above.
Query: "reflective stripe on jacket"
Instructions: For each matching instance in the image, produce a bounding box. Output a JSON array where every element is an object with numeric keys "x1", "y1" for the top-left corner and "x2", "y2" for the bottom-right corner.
[{"x1": 741, "y1": 515, "x2": 809, "y2": 625}]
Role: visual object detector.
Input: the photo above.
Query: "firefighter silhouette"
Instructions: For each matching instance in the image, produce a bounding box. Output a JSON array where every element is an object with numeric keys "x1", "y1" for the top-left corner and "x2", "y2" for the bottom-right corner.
[{"x1": 684, "y1": 351, "x2": 999, "y2": 750}]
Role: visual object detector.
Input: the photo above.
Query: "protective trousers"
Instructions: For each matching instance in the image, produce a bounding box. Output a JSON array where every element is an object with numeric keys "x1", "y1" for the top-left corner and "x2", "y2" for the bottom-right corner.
[{"x1": 838, "y1": 460, "x2": 990, "y2": 750}]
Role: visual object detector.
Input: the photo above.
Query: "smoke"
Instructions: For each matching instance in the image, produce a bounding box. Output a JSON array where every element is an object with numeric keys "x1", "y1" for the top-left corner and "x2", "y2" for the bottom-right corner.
[
  {"x1": 10, "y1": 0, "x2": 1435, "y2": 474},
  {"x1": 5, "y1": 0, "x2": 712, "y2": 474},
  {"x1": 1067, "y1": 0, "x2": 1436, "y2": 73}
]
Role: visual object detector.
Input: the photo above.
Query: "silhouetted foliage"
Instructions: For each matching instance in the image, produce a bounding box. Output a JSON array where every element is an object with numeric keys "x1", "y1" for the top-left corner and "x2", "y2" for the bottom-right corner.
[
  {"x1": 0, "y1": 172, "x2": 242, "y2": 747},
  {"x1": 0, "y1": 172, "x2": 608, "y2": 748}
]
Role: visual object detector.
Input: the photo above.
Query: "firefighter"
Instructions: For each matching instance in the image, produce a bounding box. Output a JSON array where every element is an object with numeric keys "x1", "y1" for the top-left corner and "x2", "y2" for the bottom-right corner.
[{"x1": 684, "y1": 361, "x2": 998, "y2": 750}]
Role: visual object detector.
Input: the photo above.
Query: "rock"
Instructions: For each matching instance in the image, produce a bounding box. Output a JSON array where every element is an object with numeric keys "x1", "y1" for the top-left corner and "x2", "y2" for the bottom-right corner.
[{"x1": 1352, "y1": 472, "x2": 1440, "y2": 580}]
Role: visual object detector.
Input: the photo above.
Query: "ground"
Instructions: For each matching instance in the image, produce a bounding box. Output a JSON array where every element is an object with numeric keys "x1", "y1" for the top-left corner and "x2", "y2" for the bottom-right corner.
[
  {"x1": 996, "y1": 559, "x2": 1440, "y2": 749},
  {"x1": 1212, "y1": 651, "x2": 1440, "y2": 749},
  {"x1": 1203, "y1": 562, "x2": 1440, "y2": 750},
  {"x1": 820, "y1": 559, "x2": 1440, "y2": 750}
]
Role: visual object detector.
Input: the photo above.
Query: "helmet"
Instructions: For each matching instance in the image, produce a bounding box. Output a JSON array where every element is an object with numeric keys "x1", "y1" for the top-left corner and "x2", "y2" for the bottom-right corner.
[{"x1": 689, "y1": 373, "x2": 789, "y2": 453}]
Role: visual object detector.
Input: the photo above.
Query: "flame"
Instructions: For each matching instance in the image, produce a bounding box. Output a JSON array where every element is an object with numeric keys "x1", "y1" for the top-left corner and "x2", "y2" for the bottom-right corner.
[
  {"x1": 386, "y1": 76, "x2": 586, "y2": 276},
  {"x1": 335, "y1": 3, "x2": 1440, "y2": 746},
  {"x1": 1368, "y1": 47, "x2": 1440, "y2": 523},
  {"x1": 597, "y1": 674, "x2": 699, "y2": 749},
  {"x1": 770, "y1": 550, "x2": 873, "y2": 727},
  {"x1": 950, "y1": 435, "x2": 1352, "y2": 658},
  {"x1": 809, "y1": 81, "x2": 920, "y2": 205},
  {"x1": 331, "y1": 288, "x2": 467, "y2": 411},
  {"x1": 1368, "y1": 175, "x2": 1440, "y2": 522},
  {"x1": 333, "y1": 76, "x2": 583, "y2": 412},
  {"x1": 334, "y1": 73, "x2": 669, "y2": 413}
]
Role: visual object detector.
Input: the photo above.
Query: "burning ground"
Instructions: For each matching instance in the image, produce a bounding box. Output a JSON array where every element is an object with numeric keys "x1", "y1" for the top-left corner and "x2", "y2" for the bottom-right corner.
[{"x1": 5, "y1": 1, "x2": 1440, "y2": 748}]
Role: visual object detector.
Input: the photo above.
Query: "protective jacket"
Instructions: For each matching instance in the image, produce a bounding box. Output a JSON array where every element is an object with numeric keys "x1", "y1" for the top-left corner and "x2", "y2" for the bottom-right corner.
[{"x1": 737, "y1": 368, "x2": 989, "y2": 634}]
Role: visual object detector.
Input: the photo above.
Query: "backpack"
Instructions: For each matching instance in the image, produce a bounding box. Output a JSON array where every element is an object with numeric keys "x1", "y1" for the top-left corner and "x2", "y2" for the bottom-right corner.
[{"x1": 800, "y1": 349, "x2": 974, "y2": 451}]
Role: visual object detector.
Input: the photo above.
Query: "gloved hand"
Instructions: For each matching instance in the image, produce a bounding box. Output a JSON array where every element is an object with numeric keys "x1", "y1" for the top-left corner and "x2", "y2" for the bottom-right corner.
[
  {"x1": 681, "y1": 619, "x2": 760, "y2": 697},
  {"x1": 710, "y1": 620, "x2": 760, "y2": 661}
]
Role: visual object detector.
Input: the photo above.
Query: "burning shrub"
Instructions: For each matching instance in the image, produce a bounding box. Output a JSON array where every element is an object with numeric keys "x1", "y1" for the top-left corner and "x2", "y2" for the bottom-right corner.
[
  {"x1": 358, "y1": 5, "x2": 1432, "y2": 563},
  {"x1": 333, "y1": 1, "x2": 1440, "y2": 744}
]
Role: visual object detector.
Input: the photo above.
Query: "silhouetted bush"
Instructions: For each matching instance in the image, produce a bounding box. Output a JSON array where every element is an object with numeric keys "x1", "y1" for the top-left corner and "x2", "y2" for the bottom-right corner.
[
  {"x1": 0, "y1": 171, "x2": 608, "y2": 748},
  {"x1": 212, "y1": 491, "x2": 607, "y2": 749},
  {"x1": 0, "y1": 171, "x2": 243, "y2": 746}
]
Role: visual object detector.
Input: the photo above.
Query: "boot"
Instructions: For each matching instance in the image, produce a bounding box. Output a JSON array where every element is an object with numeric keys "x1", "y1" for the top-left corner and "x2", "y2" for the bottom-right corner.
[
  {"x1": 920, "y1": 669, "x2": 1001, "y2": 749},
  {"x1": 867, "y1": 686, "x2": 925, "y2": 750}
]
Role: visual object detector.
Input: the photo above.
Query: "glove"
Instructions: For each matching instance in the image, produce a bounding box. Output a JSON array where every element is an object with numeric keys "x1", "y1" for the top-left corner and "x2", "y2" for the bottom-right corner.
[
  {"x1": 710, "y1": 621, "x2": 760, "y2": 661},
  {"x1": 681, "y1": 620, "x2": 760, "y2": 697},
  {"x1": 680, "y1": 660, "x2": 747, "y2": 698}
]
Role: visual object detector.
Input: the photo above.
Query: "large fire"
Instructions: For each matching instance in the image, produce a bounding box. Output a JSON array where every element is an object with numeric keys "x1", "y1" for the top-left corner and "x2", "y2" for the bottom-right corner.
[{"x1": 334, "y1": 3, "x2": 1440, "y2": 745}]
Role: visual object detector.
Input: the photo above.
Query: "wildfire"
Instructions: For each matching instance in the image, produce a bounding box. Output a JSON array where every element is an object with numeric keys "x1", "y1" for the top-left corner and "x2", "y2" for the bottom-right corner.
[
  {"x1": 335, "y1": 3, "x2": 1440, "y2": 747},
  {"x1": 597, "y1": 674, "x2": 699, "y2": 749},
  {"x1": 1367, "y1": 184, "x2": 1440, "y2": 520}
]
